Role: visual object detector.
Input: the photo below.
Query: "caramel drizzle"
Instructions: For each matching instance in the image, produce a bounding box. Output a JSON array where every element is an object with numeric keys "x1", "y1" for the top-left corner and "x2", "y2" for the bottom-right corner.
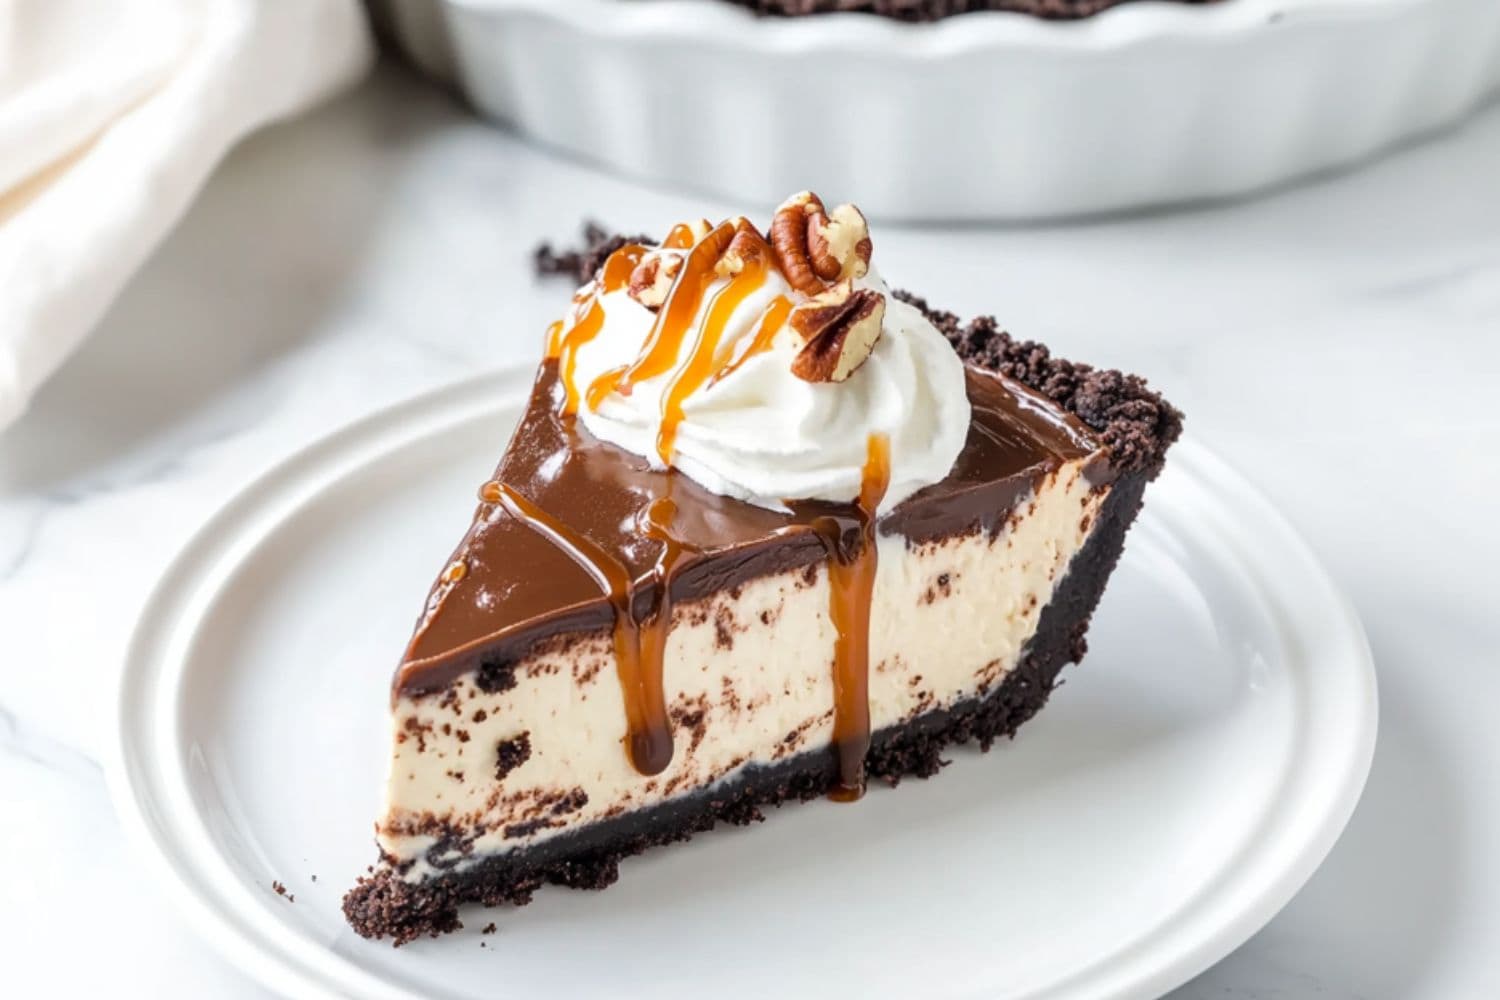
[
  {"x1": 708, "y1": 294, "x2": 792, "y2": 388},
  {"x1": 601, "y1": 243, "x2": 648, "y2": 292},
  {"x1": 482, "y1": 478, "x2": 683, "y2": 777},
  {"x1": 545, "y1": 244, "x2": 646, "y2": 417},
  {"x1": 809, "y1": 434, "x2": 891, "y2": 802},
  {"x1": 654, "y1": 255, "x2": 770, "y2": 462},
  {"x1": 661, "y1": 223, "x2": 699, "y2": 250},
  {"x1": 583, "y1": 220, "x2": 737, "y2": 412},
  {"x1": 528, "y1": 217, "x2": 891, "y2": 796}
]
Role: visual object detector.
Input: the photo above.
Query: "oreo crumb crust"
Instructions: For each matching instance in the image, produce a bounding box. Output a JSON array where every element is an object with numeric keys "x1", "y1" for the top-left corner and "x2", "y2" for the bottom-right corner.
[
  {"x1": 344, "y1": 473, "x2": 1153, "y2": 944},
  {"x1": 534, "y1": 222, "x2": 652, "y2": 285},
  {"x1": 892, "y1": 291, "x2": 1182, "y2": 477},
  {"x1": 716, "y1": 0, "x2": 1214, "y2": 20}
]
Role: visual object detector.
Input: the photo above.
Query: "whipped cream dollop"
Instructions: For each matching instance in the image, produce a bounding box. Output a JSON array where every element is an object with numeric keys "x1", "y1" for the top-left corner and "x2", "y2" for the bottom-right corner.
[{"x1": 553, "y1": 200, "x2": 971, "y2": 514}]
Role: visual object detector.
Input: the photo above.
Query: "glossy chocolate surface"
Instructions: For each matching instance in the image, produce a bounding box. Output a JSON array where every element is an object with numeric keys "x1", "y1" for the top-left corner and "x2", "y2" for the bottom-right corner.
[{"x1": 395, "y1": 361, "x2": 1103, "y2": 696}]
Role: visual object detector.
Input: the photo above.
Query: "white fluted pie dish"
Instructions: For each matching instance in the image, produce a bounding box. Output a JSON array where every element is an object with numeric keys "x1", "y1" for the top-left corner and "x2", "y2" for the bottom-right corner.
[{"x1": 378, "y1": 0, "x2": 1500, "y2": 220}]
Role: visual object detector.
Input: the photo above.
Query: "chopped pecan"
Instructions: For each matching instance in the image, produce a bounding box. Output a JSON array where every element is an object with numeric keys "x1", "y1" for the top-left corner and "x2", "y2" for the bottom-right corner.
[
  {"x1": 783, "y1": 280, "x2": 885, "y2": 382},
  {"x1": 627, "y1": 252, "x2": 683, "y2": 311},
  {"x1": 769, "y1": 191, "x2": 872, "y2": 296},
  {"x1": 714, "y1": 218, "x2": 773, "y2": 278}
]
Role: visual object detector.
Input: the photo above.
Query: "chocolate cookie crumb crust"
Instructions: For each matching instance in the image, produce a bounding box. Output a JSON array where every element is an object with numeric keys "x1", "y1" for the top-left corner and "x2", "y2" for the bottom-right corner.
[
  {"x1": 716, "y1": 0, "x2": 1215, "y2": 21},
  {"x1": 344, "y1": 475, "x2": 1149, "y2": 944}
]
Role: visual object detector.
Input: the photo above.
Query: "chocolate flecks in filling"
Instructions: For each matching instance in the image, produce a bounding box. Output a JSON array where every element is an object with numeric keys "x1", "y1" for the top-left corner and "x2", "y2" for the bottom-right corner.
[
  {"x1": 346, "y1": 484, "x2": 1144, "y2": 944},
  {"x1": 494, "y1": 733, "x2": 532, "y2": 781},
  {"x1": 713, "y1": 607, "x2": 735, "y2": 651},
  {"x1": 717, "y1": 0, "x2": 1215, "y2": 21},
  {"x1": 669, "y1": 696, "x2": 710, "y2": 756},
  {"x1": 472, "y1": 709, "x2": 488, "y2": 723},
  {"x1": 573, "y1": 657, "x2": 605, "y2": 687},
  {"x1": 475, "y1": 656, "x2": 519, "y2": 695},
  {"x1": 402, "y1": 717, "x2": 431, "y2": 754},
  {"x1": 551, "y1": 789, "x2": 589, "y2": 816},
  {"x1": 720, "y1": 675, "x2": 742, "y2": 714},
  {"x1": 921, "y1": 571, "x2": 955, "y2": 605},
  {"x1": 976, "y1": 658, "x2": 1006, "y2": 695}
]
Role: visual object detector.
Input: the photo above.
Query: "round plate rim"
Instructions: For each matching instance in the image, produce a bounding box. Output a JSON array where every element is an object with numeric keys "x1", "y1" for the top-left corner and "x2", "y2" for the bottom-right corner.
[{"x1": 106, "y1": 364, "x2": 1378, "y2": 1000}]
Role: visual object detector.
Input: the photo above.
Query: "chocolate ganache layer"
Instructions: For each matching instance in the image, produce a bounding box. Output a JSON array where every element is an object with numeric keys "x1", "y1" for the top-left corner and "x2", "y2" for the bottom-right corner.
[{"x1": 398, "y1": 361, "x2": 1104, "y2": 699}]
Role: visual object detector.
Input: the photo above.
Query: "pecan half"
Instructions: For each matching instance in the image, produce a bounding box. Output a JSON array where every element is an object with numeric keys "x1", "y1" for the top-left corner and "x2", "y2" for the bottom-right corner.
[
  {"x1": 769, "y1": 191, "x2": 872, "y2": 296},
  {"x1": 714, "y1": 218, "x2": 773, "y2": 278},
  {"x1": 627, "y1": 252, "x2": 683, "y2": 311},
  {"x1": 783, "y1": 280, "x2": 885, "y2": 383}
]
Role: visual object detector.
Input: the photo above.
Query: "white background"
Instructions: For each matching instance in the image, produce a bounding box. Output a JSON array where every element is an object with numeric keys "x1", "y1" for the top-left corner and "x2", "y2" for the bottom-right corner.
[{"x1": 2, "y1": 63, "x2": 1497, "y2": 997}]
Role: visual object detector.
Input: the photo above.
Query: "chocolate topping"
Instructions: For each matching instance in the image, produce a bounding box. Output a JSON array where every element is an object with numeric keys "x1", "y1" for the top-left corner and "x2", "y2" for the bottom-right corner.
[{"x1": 397, "y1": 359, "x2": 1097, "y2": 696}]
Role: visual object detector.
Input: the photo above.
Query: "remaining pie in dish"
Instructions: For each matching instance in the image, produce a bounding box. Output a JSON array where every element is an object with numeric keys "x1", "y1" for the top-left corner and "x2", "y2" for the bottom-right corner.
[
  {"x1": 344, "y1": 192, "x2": 1181, "y2": 943},
  {"x1": 717, "y1": 0, "x2": 1218, "y2": 21}
]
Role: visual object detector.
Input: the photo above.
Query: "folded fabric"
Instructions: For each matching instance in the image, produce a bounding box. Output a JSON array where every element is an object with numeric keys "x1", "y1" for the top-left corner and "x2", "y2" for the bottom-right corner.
[{"x1": 0, "y1": 0, "x2": 373, "y2": 430}]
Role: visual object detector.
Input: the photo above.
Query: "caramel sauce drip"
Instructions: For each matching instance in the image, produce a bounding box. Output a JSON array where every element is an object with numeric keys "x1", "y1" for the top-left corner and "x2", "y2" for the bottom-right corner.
[
  {"x1": 546, "y1": 244, "x2": 646, "y2": 416},
  {"x1": 655, "y1": 256, "x2": 769, "y2": 463},
  {"x1": 812, "y1": 434, "x2": 891, "y2": 802},
  {"x1": 543, "y1": 320, "x2": 565, "y2": 359},
  {"x1": 601, "y1": 243, "x2": 648, "y2": 292},
  {"x1": 708, "y1": 294, "x2": 792, "y2": 388},
  {"x1": 550, "y1": 300, "x2": 605, "y2": 417},
  {"x1": 584, "y1": 220, "x2": 737, "y2": 410},
  {"x1": 661, "y1": 223, "x2": 698, "y2": 250},
  {"x1": 484, "y1": 479, "x2": 683, "y2": 777}
]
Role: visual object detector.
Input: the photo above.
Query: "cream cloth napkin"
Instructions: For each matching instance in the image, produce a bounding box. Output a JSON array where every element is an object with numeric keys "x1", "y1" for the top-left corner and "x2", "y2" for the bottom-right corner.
[{"x1": 0, "y1": 0, "x2": 373, "y2": 430}]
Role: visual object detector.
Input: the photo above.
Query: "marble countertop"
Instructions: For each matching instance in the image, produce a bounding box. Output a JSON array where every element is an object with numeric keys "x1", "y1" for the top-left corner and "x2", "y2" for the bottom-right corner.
[{"x1": 3, "y1": 63, "x2": 1498, "y2": 997}]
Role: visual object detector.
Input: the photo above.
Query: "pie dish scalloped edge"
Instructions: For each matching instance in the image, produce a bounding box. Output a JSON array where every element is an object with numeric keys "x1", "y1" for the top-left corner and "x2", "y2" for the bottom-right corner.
[{"x1": 381, "y1": 0, "x2": 1500, "y2": 219}]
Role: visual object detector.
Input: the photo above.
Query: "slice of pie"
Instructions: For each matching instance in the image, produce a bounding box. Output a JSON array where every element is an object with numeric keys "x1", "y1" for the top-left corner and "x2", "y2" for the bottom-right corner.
[{"x1": 345, "y1": 193, "x2": 1181, "y2": 944}]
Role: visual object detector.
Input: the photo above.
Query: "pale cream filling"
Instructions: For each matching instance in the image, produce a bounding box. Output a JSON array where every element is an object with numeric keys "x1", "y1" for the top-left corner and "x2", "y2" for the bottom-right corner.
[{"x1": 380, "y1": 460, "x2": 1105, "y2": 879}]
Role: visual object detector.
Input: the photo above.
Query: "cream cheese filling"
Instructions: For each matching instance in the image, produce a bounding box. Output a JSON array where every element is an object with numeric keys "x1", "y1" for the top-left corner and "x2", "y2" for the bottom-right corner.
[{"x1": 380, "y1": 460, "x2": 1105, "y2": 879}]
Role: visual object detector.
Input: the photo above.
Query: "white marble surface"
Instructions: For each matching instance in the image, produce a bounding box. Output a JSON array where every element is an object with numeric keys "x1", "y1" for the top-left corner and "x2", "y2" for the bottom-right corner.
[{"x1": 3, "y1": 62, "x2": 1499, "y2": 997}]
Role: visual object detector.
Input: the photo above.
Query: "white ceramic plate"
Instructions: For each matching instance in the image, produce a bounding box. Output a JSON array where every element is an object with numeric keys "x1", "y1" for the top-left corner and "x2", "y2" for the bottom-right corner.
[
  {"x1": 381, "y1": 0, "x2": 1500, "y2": 220},
  {"x1": 110, "y1": 365, "x2": 1376, "y2": 1000}
]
